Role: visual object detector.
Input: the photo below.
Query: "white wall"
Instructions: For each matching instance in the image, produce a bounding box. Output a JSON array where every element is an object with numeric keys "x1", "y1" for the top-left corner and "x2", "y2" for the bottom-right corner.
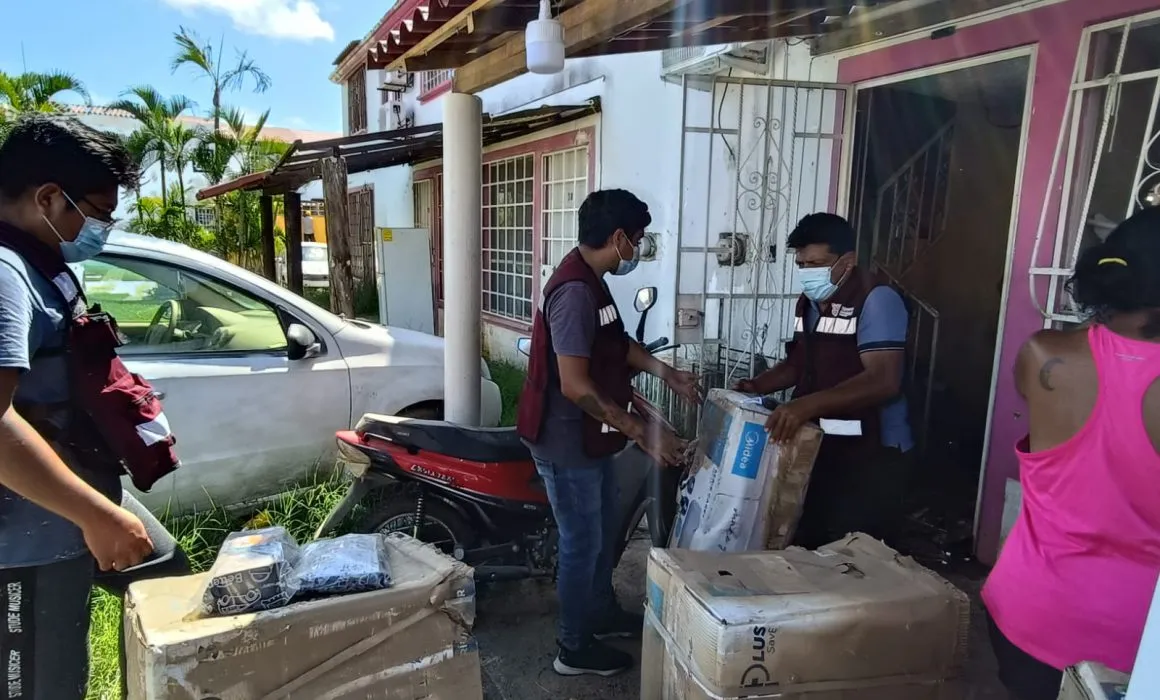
[{"x1": 347, "y1": 41, "x2": 844, "y2": 367}]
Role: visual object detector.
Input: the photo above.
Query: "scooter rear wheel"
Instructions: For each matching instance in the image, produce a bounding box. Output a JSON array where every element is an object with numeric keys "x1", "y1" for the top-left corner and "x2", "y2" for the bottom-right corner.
[{"x1": 359, "y1": 493, "x2": 476, "y2": 561}]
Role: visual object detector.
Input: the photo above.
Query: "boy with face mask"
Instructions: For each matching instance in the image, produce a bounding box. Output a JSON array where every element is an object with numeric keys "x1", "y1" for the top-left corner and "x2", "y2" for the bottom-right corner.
[
  {"x1": 0, "y1": 115, "x2": 189, "y2": 699},
  {"x1": 517, "y1": 189, "x2": 702, "y2": 677},
  {"x1": 736, "y1": 213, "x2": 913, "y2": 549}
]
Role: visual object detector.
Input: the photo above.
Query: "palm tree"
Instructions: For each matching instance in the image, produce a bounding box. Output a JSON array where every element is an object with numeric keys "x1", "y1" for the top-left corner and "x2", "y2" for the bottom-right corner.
[
  {"x1": 0, "y1": 70, "x2": 89, "y2": 113},
  {"x1": 165, "y1": 122, "x2": 201, "y2": 212},
  {"x1": 172, "y1": 27, "x2": 271, "y2": 133},
  {"x1": 0, "y1": 70, "x2": 89, "y2": 140},
  {"x1": 110, "y1": 86, "x2": 194, "y2": 203},
  {"x1": 122, "y1": 130, "x2": 159, "y2": 224}
]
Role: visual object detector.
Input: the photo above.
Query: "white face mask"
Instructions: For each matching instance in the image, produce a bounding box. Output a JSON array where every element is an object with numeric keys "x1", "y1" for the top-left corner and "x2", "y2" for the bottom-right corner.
[{"x1": 42, "y1": 191, "x2": 114, "y2": 262}]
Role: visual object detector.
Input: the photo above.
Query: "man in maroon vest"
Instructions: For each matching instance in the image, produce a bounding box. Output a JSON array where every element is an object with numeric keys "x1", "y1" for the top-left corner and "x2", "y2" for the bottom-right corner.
[
  {"x1": 518, "y1": 189, "x2": 701, "y2": 678},
  {"x1": 0, "y1": 116, "x2": 189, "y2": 699},
  {"x1": 737, "y1": 213, "x2": 913, "y2": 549}
]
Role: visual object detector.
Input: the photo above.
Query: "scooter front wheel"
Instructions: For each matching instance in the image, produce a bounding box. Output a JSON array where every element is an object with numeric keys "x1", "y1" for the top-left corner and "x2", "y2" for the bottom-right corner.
[{"x1": 359, "y1": 493, "x2": 476, "y2": 561}]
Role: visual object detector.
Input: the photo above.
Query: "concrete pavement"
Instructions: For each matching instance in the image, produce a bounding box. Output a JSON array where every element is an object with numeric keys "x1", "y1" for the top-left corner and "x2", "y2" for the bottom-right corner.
[{"x1": 473, "y1": 538, "x2": 1010, "y2": 699}]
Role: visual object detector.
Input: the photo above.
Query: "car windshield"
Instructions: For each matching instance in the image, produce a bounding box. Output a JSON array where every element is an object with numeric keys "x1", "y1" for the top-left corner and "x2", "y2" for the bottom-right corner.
[{"x1": 303, "y1": 247, "x2": 328, "y2": 262}]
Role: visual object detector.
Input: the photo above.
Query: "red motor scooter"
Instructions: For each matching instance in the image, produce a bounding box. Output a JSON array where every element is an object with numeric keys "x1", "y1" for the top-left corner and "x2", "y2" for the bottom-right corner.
[{"x1": 315, "y1": 287, "x2": 684, "y2": 582}]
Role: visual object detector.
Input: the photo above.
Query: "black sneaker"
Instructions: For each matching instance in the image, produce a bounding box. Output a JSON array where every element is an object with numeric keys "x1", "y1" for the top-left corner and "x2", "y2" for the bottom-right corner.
[
  {"x1": 553, "y1": 640, "x2": 633, "y2": 677},
  {"x1": 593, "y1": 606, "x2": 644, "y2": 640}
]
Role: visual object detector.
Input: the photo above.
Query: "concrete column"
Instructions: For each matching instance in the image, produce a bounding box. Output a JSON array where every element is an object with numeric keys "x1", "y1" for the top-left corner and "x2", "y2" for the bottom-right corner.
[{"x1": 442, "y1": 92, "x2": 483, "y2": 426}]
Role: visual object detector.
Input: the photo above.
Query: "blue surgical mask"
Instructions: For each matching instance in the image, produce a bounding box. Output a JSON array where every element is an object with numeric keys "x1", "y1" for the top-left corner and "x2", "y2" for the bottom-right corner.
[
  {"x1": 797, "y1": 266, "x2": 839, "y2": 302},
  {"x1": 612, "y1": 237, "x2": 640, "y2": 276},
  {"x1": 43, "y1": 192, "x2": 114, "y2": 263}
]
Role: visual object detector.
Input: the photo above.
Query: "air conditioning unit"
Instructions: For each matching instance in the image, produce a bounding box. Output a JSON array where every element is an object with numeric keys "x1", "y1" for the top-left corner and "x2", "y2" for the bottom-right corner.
[
  {"x1": 661, "y1": 41, "x2": 772, "y2": 83},
  {"x1": 380, "y1": 70, "x2": 411, "y2": 93}
]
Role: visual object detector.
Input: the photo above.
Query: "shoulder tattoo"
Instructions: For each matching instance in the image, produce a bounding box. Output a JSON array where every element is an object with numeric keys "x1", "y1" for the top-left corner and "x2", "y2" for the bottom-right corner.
[{"x1": 1038, "y1": 357, "x2": 1064, "y2": 391}]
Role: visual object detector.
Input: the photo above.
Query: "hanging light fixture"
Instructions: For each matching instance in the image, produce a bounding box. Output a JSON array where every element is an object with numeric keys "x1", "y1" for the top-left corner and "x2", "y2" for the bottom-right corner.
[{"x1": 526, "y1": 0, "x2": 564, "y2": 75}]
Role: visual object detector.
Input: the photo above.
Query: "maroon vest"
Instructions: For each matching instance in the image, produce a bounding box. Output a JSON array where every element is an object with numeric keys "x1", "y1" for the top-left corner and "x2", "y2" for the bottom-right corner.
[
  {"x1": 517, "y1": 248, "x2": 633, "y2": 458},
  {"x1": 0, "y1": 224, "x2": 180, "y2": 492},
  {"x1": 785, "y1": 269, "x2": 886, "y2": 445}
]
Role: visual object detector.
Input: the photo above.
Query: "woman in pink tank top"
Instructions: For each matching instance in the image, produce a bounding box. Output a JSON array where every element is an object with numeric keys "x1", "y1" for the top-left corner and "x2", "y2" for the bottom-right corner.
[{"x1": 983, "y1": 207, "x2": 1160, "y2": 700}]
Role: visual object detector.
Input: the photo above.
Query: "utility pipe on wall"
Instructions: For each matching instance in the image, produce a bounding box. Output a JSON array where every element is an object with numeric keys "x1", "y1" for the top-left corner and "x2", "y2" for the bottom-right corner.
[{"x1": 443, "y1": 92, "x2": 483, "y2": 426}]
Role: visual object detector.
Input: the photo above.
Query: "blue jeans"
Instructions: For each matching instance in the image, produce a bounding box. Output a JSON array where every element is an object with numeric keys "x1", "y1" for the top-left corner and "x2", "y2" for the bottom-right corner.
[{"x1": 533, "y1": 455, "x2": 621, "y2": 651}]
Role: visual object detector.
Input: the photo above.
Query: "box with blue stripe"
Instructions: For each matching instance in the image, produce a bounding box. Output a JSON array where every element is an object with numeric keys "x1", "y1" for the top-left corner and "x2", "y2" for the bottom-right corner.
[{"x1": 668, "y1": 389, "x2": 823, "y2": 553}]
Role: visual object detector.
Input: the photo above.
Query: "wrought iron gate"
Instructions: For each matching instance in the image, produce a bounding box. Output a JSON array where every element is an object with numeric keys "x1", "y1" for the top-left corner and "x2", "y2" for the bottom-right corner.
[{"x1": 671, "y1": 75, "x2": 853, "y2": 400}]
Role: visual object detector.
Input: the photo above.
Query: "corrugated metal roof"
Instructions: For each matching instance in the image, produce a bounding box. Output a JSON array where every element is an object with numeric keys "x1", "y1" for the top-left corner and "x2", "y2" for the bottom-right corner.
[
  {"x1": 197, "y1": 99, "x2": 600, "y2": 199},
  {"x1": 335, "y1": 0, "x2": 905, "y2": 77}
]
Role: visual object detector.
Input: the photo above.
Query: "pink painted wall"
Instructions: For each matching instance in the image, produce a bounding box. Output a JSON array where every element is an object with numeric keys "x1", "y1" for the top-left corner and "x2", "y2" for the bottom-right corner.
[{"x1": 838, "y1": 0, "x2": 1160, "y2": 564}]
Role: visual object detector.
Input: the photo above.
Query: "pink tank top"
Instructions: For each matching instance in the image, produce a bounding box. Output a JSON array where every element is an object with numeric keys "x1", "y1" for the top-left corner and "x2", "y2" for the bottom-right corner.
[{"x1": 983, "y1": 324, "x2": 1160, "y2": 672}]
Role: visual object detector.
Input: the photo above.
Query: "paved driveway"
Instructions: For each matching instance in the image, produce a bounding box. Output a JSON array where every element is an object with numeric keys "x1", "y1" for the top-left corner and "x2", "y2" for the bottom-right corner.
[{"x1": 474, "y1": 539, "x2": 1010, "y2": 699}]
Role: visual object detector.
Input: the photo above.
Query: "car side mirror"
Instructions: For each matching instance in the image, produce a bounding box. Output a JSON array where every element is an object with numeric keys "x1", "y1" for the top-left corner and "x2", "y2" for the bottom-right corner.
[
  {"x1": 516, "y1": 337, "x2": 532, "y2": 358},
  {"x1": 287, "y1": 323, "x2": 321, "y2": 361},
  {"x1": 634, "y1": 287, "x2": 658, "y2": 313}
]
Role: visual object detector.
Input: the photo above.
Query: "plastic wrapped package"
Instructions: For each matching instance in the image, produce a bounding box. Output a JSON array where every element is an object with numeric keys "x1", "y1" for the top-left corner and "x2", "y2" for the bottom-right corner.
[
  {"x1": 193, "y1": 526, "x2": 301, "y2": 618},
  {"x1": 290, "y1": 533, "x2": 394, "y2": 595}
]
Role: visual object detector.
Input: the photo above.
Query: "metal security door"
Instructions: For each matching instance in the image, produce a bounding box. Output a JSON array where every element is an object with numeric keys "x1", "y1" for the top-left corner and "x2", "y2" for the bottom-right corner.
[{"x1": 673, "y1": 75, "x2": 854, "y2": 396}]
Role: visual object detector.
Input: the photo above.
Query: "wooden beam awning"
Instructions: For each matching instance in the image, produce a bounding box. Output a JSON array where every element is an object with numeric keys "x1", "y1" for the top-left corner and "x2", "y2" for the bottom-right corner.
[
  {"x1": 195, "y1": 99, "x2": 601, "y2": 200},
  {"x1": 332, "y1": 0, "x2": 908, "y2": 92}
]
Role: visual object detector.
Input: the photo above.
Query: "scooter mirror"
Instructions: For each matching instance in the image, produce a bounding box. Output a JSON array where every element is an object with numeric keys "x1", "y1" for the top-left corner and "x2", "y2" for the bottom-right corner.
[
  {"x1": 634, "y1": 287, "x2": 658, "y2": 313},
  {"x1": 516, "y1": 337, "x2": 532, "y2": 357}
]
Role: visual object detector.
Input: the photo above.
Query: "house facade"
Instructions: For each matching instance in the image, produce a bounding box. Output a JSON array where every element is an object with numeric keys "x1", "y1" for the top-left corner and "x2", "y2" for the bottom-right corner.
[{"x1": 331, "y1": 0, "x2": 1160, "y2": 564}]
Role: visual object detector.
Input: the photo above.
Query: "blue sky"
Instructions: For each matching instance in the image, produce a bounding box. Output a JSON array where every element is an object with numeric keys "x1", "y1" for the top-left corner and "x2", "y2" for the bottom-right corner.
[{"x1": 0, "y1": 0, "x2": 387, "y2": 133}]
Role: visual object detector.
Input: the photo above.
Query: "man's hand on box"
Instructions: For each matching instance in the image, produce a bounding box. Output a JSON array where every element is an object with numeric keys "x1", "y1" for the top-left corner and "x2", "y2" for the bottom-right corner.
[
  {"x1": 665, "y1": 369, "x2": 704, "y2": 405},
  {"x1": 734, "y1": 378, "x2": 757, "y2": 394},
  {"x1": 764, "y1": 397, "x2": 817, "y2": 444},
  {"x1": 640, "y1": 423, "x2": 688, "y2": 467}
]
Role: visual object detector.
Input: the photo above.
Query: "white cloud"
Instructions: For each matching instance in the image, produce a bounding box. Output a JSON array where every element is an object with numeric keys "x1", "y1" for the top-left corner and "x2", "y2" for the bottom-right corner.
[{"x1": 161, "y1": 0, "x2": 335, "y2": 42}]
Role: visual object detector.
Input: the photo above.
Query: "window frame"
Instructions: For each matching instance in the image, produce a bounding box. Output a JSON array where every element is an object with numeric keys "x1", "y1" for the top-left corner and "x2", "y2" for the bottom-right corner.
[
  {"x1": 86, "y1": 253, "x2": 306, "y2": 359},
  {"x1": 1033, "y1": 9, "x2": 1160, "y2": 325},
  {"x1": 418, "y1": 69, "x2": 454, "y2": 104},
  {"x1": 347, "y1": 67, "x2": 369, "y2": 135},
  {"x1": 414, "y1": 127, "x2": 596, "y2": 331}
]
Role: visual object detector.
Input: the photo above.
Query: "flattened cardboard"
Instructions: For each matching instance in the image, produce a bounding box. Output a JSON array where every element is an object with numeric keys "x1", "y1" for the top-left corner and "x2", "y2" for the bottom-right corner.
[
  {"x1": 1058, "y1": 663, "x2": 1130, "y2": 700},
  {"x1": 670, "y1": 389, "x2": 823, "y2": 552},
  {"x1": 126, "y1": 533, "x2": 481, "y2": 700},
  {"x1": 643, "y1": 534, "x2": 970, "y2": 700}
]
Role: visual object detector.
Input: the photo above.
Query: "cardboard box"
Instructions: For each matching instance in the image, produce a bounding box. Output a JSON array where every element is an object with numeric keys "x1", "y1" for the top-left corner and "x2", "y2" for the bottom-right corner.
[
  {"x1": 670, "y1": 389, "x2": 823, "y2": 552},
  {"x1": 643, "y1": 534, "x2": 970, "y2": 700},
  {"x1": 125, "y1": 533, "x2": 481, "y2": 700},
  {"x1": 1058, "y1": 663, "x2": 1130, "y2": 700}
]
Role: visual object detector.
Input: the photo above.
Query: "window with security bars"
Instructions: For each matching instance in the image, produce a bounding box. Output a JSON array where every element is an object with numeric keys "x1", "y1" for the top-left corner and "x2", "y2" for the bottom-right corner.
[
  {"x1": 542, "y1": 146, "x2": 588, "y2": 268},
  {"x1": 482, "y1": 155, "x2": 534, "y2": 321},
  {"x1": 347, "y1": 187, "x2": 375, "y2": 282},
  {"x1": 420, "y1": 69, "x2": 454, "y2": 96},
  {"x1": 191, "y1": 206, "x2": 217, "y2": 230},
  {"x1": 1031, "y1": 12, "x2": 1160, "y2": 325},
  {"x1": 346, "y1": 68, "x2": 368, "y2": 134}
]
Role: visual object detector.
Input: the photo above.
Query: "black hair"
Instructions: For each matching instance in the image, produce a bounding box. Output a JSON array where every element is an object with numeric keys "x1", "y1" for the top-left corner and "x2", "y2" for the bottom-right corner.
[
  {"x1": 577, "y1": 189, "x2": 651, "y2": 248},
  {"x1": 0, "y1": 114, "x2": 139, "y2": 201},
  {"x1": 1069, "y1": 206, "x2": 1160, "y2": 325},
  {"x1": 786, "y1": 212, "x2": 856, "y2": 255}
]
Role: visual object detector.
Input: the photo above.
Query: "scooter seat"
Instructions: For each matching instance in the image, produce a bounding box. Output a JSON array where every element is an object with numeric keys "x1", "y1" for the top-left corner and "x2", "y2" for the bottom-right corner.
[{"x1": 357, "y1": 413, "x2": 531, "y2": 463}]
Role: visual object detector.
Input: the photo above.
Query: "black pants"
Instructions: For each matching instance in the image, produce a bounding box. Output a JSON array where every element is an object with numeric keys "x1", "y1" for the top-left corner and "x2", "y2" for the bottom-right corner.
[
  {"x1": 0, "y1": 493, "x2": 191, "y2": 700},
  {"x1": 792, "y1": 440, "x2": 912, "y2": 550},
  {"x1": 987, "y1": 616, "x2": 1064, "y2": 700}
]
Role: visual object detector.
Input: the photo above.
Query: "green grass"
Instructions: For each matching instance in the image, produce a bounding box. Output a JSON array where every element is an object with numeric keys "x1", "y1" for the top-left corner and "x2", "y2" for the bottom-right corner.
[
  {"x1": 96, "y1": 300, "x2": 158, "y2": 324},
  {"x1": 86, "y1": 363, "x2": 525, "y2": 698},
  {"x1": 489, "y1": 359, "x2": 525, "y2": 427}
]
